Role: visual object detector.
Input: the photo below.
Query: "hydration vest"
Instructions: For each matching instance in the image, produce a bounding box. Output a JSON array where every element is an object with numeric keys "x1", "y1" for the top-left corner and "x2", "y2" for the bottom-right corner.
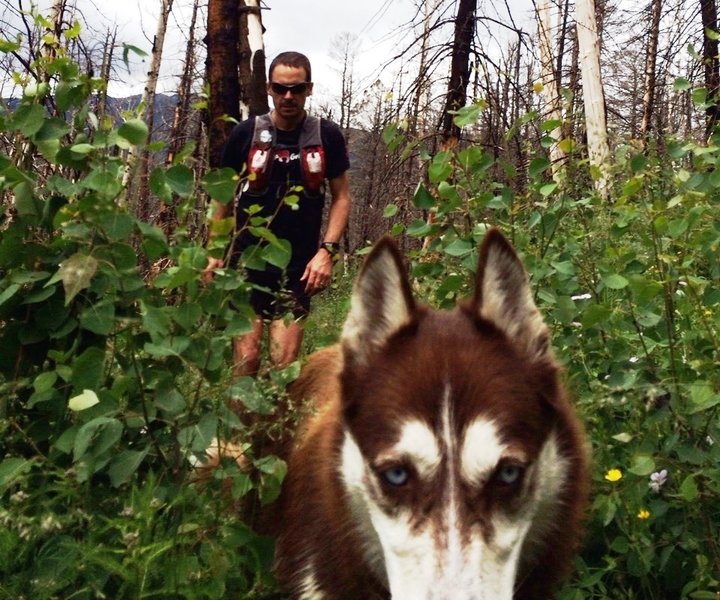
[{"x1": 247, "y1": 113, "x2": 326, "y2": 194}]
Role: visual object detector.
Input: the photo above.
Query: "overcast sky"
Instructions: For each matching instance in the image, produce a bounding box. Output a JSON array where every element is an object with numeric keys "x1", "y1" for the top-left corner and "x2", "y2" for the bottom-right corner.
[
  {"x1": 20, "y1": 0, "x2": 534, "y2": 100},
  {"x1": 72, "y1": 0, "x2": 416, "y2": 98}
]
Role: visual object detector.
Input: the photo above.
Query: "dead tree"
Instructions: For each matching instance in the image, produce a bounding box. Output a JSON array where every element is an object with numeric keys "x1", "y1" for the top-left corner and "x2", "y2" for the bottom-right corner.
[
  {"x1": 158, "y1": 0, "x2": 202, "y2": 236},
  {"x1": 701, "y1": 0, "x2": 720, "y2": 136},
  {"x1": 439, "y1": 0, "x2": 477, "y2": 145},
  {"x1": 576, "y1": 0, "x2": 611, "y2": 200},
  {"x1": 127, "y1": 0, "x2": 174, "y2": 222},
  {"x1": 640, "y1": 0, "x2": 663, "y2": 141},
  {"x1": 207, "y1": 0, "x2": 241, "y2": 169},
  {"x1": 238, "y1": 0, "x2": 268, "y2": 118}
]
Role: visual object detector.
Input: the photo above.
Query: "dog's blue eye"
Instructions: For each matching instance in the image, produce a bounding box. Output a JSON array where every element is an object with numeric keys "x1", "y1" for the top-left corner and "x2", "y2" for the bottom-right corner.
[
  {"x1": 381, "y1": 466, "x2": 409, "y2": 487},
  {"x1": 496, "y1": 464, "x2": 523, "y2": 485}
]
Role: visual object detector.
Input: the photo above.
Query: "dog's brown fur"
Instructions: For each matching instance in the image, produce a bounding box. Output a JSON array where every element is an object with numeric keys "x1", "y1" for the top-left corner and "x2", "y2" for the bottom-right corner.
[
  {"x1": 273, "y1": 230, "x2": 590, "y2": 599},
  {"x1": 199, "y1": 230, "x2": 590, "y2": 599}
]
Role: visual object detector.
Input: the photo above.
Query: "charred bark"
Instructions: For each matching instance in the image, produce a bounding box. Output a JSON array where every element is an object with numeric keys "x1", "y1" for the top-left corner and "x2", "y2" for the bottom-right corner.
[
  {"x1": 439, "y1": 0, "x2": 477, "y2": 145},
  {"x1": 207, "y1": 0, "x2": 241, "y2": 169},
  {"x1": 701, "y1": 0, "x2": 720, "y2": 136}
]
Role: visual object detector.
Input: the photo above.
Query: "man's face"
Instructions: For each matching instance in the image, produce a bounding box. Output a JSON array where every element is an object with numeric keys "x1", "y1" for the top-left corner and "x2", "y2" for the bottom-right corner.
[{"x1": 267, "y1": 64, "x2": 313, "y2": 121}]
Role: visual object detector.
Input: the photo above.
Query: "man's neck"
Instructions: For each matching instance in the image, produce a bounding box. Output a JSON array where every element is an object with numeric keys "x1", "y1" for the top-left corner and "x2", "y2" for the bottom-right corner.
[{"x1": 271, "y1": 109, "x2": 306, "y2": 131}]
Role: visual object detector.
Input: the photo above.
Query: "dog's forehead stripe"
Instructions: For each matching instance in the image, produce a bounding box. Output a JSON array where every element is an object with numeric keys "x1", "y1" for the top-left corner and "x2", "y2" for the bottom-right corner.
[
  {"x1": 460, "y1": 418, "x2": 507, "y2": 484},
  {"x1": 382, "y1": 420, "x2": 441, "y2": 477}
]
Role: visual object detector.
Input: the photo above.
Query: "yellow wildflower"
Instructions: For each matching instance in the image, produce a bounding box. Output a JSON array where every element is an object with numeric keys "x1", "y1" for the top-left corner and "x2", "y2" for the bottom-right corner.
[
  {"x1": 604, "y1": 468, "x2": 623, "y2": 482},
  {"x1": 637, "y1": 509, "x2": 651, "y2": 520}
]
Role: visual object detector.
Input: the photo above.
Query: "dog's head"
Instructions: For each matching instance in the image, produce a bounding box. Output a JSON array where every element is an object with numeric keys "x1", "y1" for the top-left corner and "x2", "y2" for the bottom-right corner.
[{"x1": 338, "y1": 229, "x2": 587, "y2": 600}]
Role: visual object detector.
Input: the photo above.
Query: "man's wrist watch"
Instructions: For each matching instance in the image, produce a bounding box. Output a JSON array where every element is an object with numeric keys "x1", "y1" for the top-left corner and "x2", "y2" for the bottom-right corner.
[{"x1": 320, "y1": 241, "x2": 340, "y2": 258}]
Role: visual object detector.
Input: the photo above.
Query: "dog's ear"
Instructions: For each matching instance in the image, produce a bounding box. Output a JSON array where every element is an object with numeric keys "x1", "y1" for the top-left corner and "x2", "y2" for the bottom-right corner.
[
  {"x1": 341, "y1": 236, "x2": 416, "y2": 366},
  {"x1": 471, "y1": 229, "x2": 552, "y2": 362}
]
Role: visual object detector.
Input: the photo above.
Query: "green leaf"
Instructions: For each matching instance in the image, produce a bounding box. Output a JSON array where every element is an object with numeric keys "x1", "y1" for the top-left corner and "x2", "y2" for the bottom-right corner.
[
  {"x1": 254, "y1": 455, "x2": 287, "y2": 505},
  {"x1": 56, "y1": 253, "x2": 98, "y2": 305},
  {"x1": 0, "y1": 458, "x2": 32, "y2": 489},
  {"x1": 602, "y1": 274, "x2": 629, "y2": 290},
  {"x1": 529, "y1": 157, "x2": 550, "y2": 179},
  {"x1": 0, "y1": 283, "x2": 20, "y2": 307},
  {"x1": 581, "y1": 304, "x2": 611, "y2": 328},
  {"x1": 154, "y1": 383, "x2": 186, "y2": 415},
  {"x1": 679, "y1": 474, "x2": 699, "y2": 502},
  {"x1": 261, "y1": 238, "x2": 292, "y2": 269},
  {"x1": 706, "y1": 27, "x2": 720, "y2": 41},
  {"x1": 55, "y1": 81, "x2": 85, "y2": 111},
  {"x1": 69, "y1": 389, "x2": 100, "y2": 411},
  {"x1": 118, "y1": 118, "x2": 149, "y2": 145},
  {"x1": 673, "y1": 77, "x2": 691, "y2": 91},
  {"x1": 108, "y1": 449, "x2": 148, "y2": 487},
  {"x1": 149, "y1": 167, "x2": 173, "y2": 202},
  {"x1": 428, "y1": 152, "x2": 453, "y2": 184},
  {"x1": 413, "y1": 183, "x2": 436, "y2": 209},
  {"x1": 34, "y1": 371, "x2": 57, "y2": 393},
  {"x1": 453, "y1": 103, "x2": 483, "y2": 127},
  {"x1": 630, "y1": 153, "x2": 646, "y2": 173},
  {"x1": 688, "y1": 381, "x2": 720, "y2": 414},
  {"x1": 13, "y1": 181, "x2": 40, "y2": 218},
  {"x1": 628, "y1": 455, "x2": 655, "y2": 476},
  {"x1": 177, "y1": 415, "x2": 218, "y2": 453},
  {"x1": 383, "y1": 203, "x2": 399, "y2": 218},
  {"x1": 122, "y1": 43, "x2": 148, "y2": 69},
  {"x1": 443, "y1": 238, "x2": 473, "y2": 257},
  {"x1": 34, "y1": 117, "x2": 70, "y2": 141},
  {"x1": 65, "y1": 19, "x2": 82, "y2": 39},
  {"x1": 69, "y1": 143, "x2": 94, "y2": 156},
  {"x1": 13, "y1": 104, "x2": 46, "y2": 136},
  {"x1": 71, "y1": 347, "x2": 105, "y2": 392},
  {"x1": 83, "y1": 166, "x2": 122, "y2": 198},
  {"x1": 74, "y1": 417, "x2": 123, "y2": 462},
  {"x1": 407, "y1": 219, "x2": 433, "y2": 237},
  {"x1": 0, "y1": 37, "x2": 21, "y2": 53},
  {"x1": 165, "y1": 164, "x2": 194, "y2": 197},
  {"x1": 539, "y1": 183, "x2": 558, "y2": 197},
  {"x1": 541, "y1": 118, "x2": 563, "y2": 132},
  {"x1": 98, "y1": 212, "x2": 134, "y2": 242},
  {"x1": 230, "y1": 377, "x2": 274, "y2": 415},
  {"x1": 201, "y1": 167, "x2": 238, "y2": 203}
]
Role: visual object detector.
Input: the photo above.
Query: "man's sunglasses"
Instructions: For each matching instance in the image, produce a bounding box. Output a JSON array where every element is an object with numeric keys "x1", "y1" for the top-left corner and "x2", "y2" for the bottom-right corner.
[{"x1": 270, "y1": 82, "x2": 310, "y2": 95}]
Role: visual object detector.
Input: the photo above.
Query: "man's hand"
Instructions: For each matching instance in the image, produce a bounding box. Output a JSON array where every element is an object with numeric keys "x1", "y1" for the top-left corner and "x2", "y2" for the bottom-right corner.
[
  {"x1": 301, "y1": 250, "x2": 333, "y2": 295},
  {"x1": 202, "y1": 257, "x2": 224, "y2": 284}
]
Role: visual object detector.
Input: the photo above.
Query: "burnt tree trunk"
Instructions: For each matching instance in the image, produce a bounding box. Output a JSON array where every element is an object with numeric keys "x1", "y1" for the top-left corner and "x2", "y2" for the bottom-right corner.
[
  {"x1": 207, "y1": 0, "x2": 241, "y2": 169},
  {"x1": 439, "y1": 0, "x2": 477, "y2": 145},
  {"x1": 701, "y1": 0, "x2": 720, "y2": 136},
  {"x1": 639, "y1": 0, "x2": 662, "y2": 141}
]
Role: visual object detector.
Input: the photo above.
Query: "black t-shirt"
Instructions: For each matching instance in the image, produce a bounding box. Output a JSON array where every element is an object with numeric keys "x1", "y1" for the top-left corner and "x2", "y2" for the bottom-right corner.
[{"x1": 221, "y1": 115, "x2": 350, "y2": 273}]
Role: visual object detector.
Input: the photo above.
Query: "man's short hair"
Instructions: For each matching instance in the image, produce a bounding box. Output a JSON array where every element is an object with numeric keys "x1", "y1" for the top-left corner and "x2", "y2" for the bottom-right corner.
[{"x1": 269, "y1": 51, "x2": 312, "y2": 82}]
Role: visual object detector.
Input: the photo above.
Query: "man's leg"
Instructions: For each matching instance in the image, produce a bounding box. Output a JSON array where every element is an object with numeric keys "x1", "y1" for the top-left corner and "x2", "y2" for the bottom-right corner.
[
  {"x1": 268, "y1": 318, "x2": 304, "y2": 368},
  {"x1": 233, "y1": 317, "x2": 264, "y2": 378}
]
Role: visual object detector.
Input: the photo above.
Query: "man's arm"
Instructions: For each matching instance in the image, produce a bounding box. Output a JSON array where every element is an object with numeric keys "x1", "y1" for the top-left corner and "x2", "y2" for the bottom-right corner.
[{"x1": 301, "y1": 171, "x2": 351, "y2": 294}]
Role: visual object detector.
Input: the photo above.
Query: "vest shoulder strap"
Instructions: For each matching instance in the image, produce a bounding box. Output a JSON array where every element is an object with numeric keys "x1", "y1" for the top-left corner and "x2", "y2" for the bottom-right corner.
[
  {"x1": 299, "y1": 115, "x2": 322, "y2": 148},
  {"x1": 251, "y1": 113, "x2": 275, "y2": 150}
]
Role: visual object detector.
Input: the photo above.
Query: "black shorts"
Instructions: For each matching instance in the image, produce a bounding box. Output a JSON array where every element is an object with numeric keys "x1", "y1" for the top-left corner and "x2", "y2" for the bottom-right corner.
[{"x1": 246, "y1": 267, "x2": 310, "y2": 320}]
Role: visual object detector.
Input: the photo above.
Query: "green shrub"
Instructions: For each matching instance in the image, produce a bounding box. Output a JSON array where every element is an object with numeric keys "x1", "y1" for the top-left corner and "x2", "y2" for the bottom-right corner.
[{"x1": 0, "y1": 19, "x2": 287, "y2": 599}]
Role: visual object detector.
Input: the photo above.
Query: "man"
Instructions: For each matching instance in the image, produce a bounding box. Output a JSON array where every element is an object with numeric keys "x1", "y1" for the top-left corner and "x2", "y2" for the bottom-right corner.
[{"x1": 205, "y1": 51, "x2": 351, "y2": 378}]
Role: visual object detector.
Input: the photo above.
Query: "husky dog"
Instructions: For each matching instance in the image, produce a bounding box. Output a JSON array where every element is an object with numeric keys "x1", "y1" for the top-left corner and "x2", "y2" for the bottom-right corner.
[{"x1": 274, "y1": 229, "x2": 589, "y2": 600}]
